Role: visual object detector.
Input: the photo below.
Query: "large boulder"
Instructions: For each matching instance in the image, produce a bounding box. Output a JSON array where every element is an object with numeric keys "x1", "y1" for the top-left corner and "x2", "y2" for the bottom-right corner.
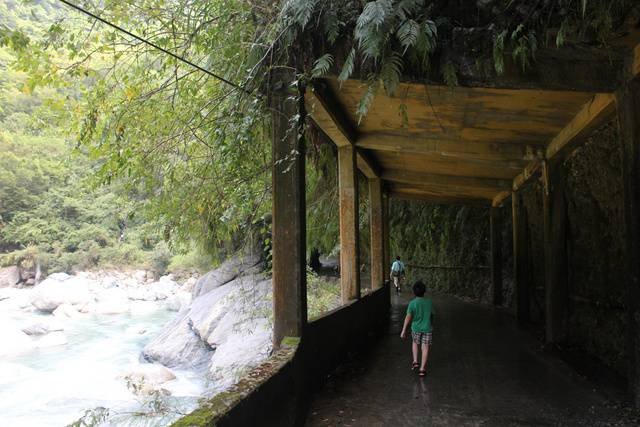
[
  {"x1": 28, "y1": 274, "x2": 91, "y2": 313},
  {"x1": 164, "y1": 291, "x2": 191, "y2": 311},
  {"x1": 146, "y1": 279, "x2": 179, "y2": 300},
  {"x1": 52, "y1": 304, "x2": 80, "y2": 319},
  {"x1": 0, "y1": 288, "x2": 30, "y2": 311},
  {"x1": 191, "y1": 255, "x2": 262, "y2": 298},
  {"x1": 141, "y1": 307, "x2": 213, "y2": 369},
  {"x1": 129, "y1": 300, "x2": 159, "y2": 316},
  {"x1": 0, "y1": 318, "x2": 33, "y2": 356},
  {"x1": 96, "y1": 300, "x2": 129, "y2": 315},
  {"x1": 0, "y1": 266, "x2": 20, "y2": 288},
  {"x1": 21, "y1": 317, "x2": 65, "y2": 335},
  {"x1": 118, "y1": 364, "x2": 176, "y2": 396},
  {"x1": 35, "y1": 331, "x2": 68, "y2": 348},
  {"x1": 120, "y1": 364, "x2": 176, "y2": 386},
  {"x1": 142, "y1": 260, "x2": 273, "y2": 382}
]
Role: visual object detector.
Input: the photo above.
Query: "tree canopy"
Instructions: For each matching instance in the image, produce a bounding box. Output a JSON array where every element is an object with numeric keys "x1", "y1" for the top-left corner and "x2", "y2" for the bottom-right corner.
[{"x1": 1, "y1": 0, "x2": 635, "y2": 267}]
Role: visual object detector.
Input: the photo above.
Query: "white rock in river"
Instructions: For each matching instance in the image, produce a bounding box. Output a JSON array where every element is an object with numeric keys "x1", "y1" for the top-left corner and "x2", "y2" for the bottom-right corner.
[
  {"x1": 21, "y1": 316, "x2": 65, "y2": 335},
  {"x1": 129, "y1": 300, "x2": 159, "y2": 316},
  {"x1": 124, "y1": 326, "x2": 148, "y2": 336},
  {"x1": 96, "y1": 300, "x2": 129, "y2": 315},
  {"x1": 95, "y1": 287, "x2": 128, "y2": 303},
  {"x1": 53, "y1": 303, "x2": 80, "y2": 319},
  {"x1": 35, "y1": 331, "x2": 67, "y2": 348},
  {"x1": 119, "y1": 364, "x2": 176, "y2": 386},
  {"x1": 180, "y1": 277, "x2": 197, "y2": 293},
  {"x1": 100, "y1": 276, "x2": 119, "y2": 289},
  {"x1": 0, "y1": 318, "x2": 33, "y2": 356},
  {"x1": 0, "y1": 288, "x2": 30, "y2": 311},
  {"x1": 142, "y1": 256, "x2": 273, "y2": 383},
  {"x1": 29, "y1": 274, "x2": 91, "y2": 313},
  {"x1": 147, "y1": 280, "x2": 178, "y2": 300},
  {"x1": 164, "y1": 291, "x2": 191, "y2": 311}
]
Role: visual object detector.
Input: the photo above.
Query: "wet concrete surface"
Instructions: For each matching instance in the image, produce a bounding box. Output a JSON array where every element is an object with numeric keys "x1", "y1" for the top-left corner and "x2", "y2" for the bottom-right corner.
[{"x1": 304, "y1": 286, "x2": 637, "y2": 426}]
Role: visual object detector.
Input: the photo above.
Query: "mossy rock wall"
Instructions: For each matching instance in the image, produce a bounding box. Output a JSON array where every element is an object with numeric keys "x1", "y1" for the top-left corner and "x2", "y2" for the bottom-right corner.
[
  {"x1": 389, "y1": 121, "x2": 627, "y2": 377},
  {"x1": 389, "y1": 201, "x2": 491, "y2": 301},
  {"x1": 516, "y1": 122, "x2": 627, "y2": 376},
  {"x1": 563, "y1": 123, "x2": 627, "y2": 376}
]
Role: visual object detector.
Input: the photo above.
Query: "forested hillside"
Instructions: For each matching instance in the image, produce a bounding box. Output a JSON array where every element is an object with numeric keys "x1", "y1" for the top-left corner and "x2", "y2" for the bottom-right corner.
[
  {"x1": 0, "y1": 0, "x2": 498, "y2": 289},
  {"x1": 0, "y1": 0, "x2": 216, "y2": 276}
]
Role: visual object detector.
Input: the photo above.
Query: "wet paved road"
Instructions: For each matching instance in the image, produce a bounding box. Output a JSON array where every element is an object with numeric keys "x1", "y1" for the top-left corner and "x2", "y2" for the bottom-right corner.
[{"x1": 305, "y1": 287, "x2": 635, "y2": 426}]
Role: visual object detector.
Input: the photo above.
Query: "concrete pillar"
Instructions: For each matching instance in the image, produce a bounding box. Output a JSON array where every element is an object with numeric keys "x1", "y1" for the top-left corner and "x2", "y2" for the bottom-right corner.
[
  {"x1": 338, "y1": 145, "x2": 360, "y2": 302},
  {"x1": 270, "y1": 70, "x2": 306, "y2": 349},
  {"x1": 616, "y1": 81, "x2": 640, "y2": 407},
  {"x1": 542, "y1": 161, "x2": 569, "y2": 343},
  {"x1": 383, "y1": 192, "x2": 390, "y2": 279},
  {"x1": 512, "y1": 191, "x2": 530, "y2": 323},
  {"x1": 369, "y1": 178, "x2": 384, "y2": 290},
  {"x1": 490, "y1": 206, "x2": 503, "y2": 306}
]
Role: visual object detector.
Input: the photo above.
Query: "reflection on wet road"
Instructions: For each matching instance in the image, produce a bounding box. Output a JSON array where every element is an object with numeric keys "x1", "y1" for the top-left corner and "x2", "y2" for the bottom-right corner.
[{"x1": 305, "y1": 286, "x2": 633, "y2": 426}]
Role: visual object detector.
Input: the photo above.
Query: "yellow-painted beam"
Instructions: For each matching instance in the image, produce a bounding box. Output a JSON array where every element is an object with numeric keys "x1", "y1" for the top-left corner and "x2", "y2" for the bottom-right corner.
[
  {"x1": 305, "y1": 85, "x2": 356, "y2": 147},
  {"x1": 492, "y1": 191, "x2": 511, "y2": 207},
  {"x1": 630, "y1": 42, "x2": 640, "y2": 81},
  {"x1": 382, "y1": 169, "x2": 511, "y2": 192},
  {"x1": 388, "y1": 190, "x2": 491, "y2": 206},
  {"x1": 546, "y1": 94, "x2": 617, "y2": 161},
  {"x1": 357, "y1": 133, "x2": 531, "y2": 162},
  {"x1": 512, "y1": 160, "x2": 542, "y2": 192}
]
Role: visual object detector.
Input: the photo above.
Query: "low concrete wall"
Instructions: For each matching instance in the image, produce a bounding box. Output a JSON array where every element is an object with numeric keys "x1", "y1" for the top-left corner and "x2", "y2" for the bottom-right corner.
[
  {"x1": 302, "y1": 282, "x2": 391, "y2": 387},
  {"x1": 171, "y1": 282, "x2": 391, "y2": 426},
  {"x1": 171, "y1": 338, "x2": 303, "y2": 427}
]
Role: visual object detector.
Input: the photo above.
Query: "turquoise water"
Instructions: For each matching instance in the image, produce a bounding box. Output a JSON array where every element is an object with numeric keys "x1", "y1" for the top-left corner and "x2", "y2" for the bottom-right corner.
[{"x1": 0, "y1": 309, "x2": 206, "y2": 427}]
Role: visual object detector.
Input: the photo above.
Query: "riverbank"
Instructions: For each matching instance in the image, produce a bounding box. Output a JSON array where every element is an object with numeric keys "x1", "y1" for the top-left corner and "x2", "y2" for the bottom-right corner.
[{"x1": 0, "y1": 256, "x2": 274, "y2": 426}]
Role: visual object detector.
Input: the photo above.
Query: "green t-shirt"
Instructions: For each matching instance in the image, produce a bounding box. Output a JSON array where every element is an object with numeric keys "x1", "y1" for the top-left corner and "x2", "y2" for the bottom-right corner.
[{"x1": 407, "y1": 297, "x2": 434, "y2": 333}]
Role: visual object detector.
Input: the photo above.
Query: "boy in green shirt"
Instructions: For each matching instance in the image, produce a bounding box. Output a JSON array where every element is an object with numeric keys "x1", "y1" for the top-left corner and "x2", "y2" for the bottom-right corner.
[{"x1": 400, "y1": 280, "x2": 434, "y2": 377}]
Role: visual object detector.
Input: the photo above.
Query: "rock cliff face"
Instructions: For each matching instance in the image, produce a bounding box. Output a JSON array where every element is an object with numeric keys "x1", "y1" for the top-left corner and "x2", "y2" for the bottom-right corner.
[{"x1": 141, "y1": 255, "x2": 273, "y2": 392}]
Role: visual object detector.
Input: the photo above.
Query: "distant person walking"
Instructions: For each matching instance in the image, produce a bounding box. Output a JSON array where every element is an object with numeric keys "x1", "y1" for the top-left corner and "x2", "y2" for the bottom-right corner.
[
  {"x1": 390, "y1": 255, "x2": 405, "y2": 294},
  {"x1": 400, "y1": 280, "x2": 434, "y2": 377}
]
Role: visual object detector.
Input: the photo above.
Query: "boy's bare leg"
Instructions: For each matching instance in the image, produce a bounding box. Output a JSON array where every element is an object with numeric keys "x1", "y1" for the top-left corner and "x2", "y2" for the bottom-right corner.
[
  {"x1": 420, "y1": 344, "x2": 430, "y2": 370},
  {"x1": 412, "y1": 341, "x2": 419, "y2": 364}
]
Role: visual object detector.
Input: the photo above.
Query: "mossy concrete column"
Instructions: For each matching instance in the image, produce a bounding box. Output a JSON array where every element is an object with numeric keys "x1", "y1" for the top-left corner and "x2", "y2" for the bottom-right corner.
[
  {"x1": 370, "y1": 178, "x2": 384, "y2": 290},
  {"x1": 490, "y1": 206, "x2": 502, "y2": 306},
  {"x1": 542, "y1": 161, "x2": 568, "y2": 344},
  {"x1": 339, "y1": 145, "x2": 360, "y2": 302},
  {"x1": 512, "y1": 191, "x2": 530, "y2": 323},
  {"x1": 383, "y1": 192, "x2": 390, "y2": 280},
  {"x1": 616, "y1": 81, "x2": 640, "y2": 407},
  {"x1": 270, "y1": 69, "x2": 306, "y2": 349}
]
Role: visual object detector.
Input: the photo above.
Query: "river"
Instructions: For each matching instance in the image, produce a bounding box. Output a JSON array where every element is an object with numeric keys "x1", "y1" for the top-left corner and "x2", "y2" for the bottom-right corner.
[{"x1": 0, "y1": 307, "x2": 207, "y2": 427}]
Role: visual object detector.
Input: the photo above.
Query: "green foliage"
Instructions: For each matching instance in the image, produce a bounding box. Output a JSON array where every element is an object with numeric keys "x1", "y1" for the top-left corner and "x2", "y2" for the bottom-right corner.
[
  {"x1": 3, "y1": 0, "x2": 284, "y2": 258},
  {"x1": 388, "y1": 200, "x2": 490, "y2": 300},
  {"x1": 0, "y1": 101, "x2": 157, "y2": 273},
  {"x1": 66, "y1": 376, "x2": 185, "y2": 427},
  {"x1": 443, "y1": 60, "x2": 457, "y2": 92},
  {"x1": 510, "y1": 24, "x2": 537, "y2": 71},
  {"x1": 150, "y1": 241, "x2": 173, "y2": 275},
  {"x1": 306, "y1": 134, "x2": 339, "y2": 257},
  {"x1": 167, "y1": 246, "x2": 216, "y2": 273},
  {"x1": 311, "y1": 53, "x2": 334, "y2": 78},
  {"x1": 493, "y1": 30, "x2": 507, "y2": 76},
  {"x1": 66, "y1": 407, "x2": 110, "y2": 427},
  {"x1": 307, "y1": 267, "x2": 340, "y2": 319}
]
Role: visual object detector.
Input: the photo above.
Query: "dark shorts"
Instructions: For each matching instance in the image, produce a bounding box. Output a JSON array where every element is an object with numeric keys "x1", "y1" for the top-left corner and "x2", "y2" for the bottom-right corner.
[{"x1": 412, "y1": 331, "x2": 433, "y2": 345}]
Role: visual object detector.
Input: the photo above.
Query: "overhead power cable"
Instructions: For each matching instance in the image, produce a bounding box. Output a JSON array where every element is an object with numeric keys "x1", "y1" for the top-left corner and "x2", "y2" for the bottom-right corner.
[{"x1": 58, "y1": 0, "x2": 252, "y2": 96}]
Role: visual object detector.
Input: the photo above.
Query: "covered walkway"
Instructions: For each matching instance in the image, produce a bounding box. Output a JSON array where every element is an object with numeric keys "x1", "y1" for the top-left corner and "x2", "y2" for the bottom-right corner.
[{"x1": 305, "y1": 288, "x2": 634, "y2": 426}]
